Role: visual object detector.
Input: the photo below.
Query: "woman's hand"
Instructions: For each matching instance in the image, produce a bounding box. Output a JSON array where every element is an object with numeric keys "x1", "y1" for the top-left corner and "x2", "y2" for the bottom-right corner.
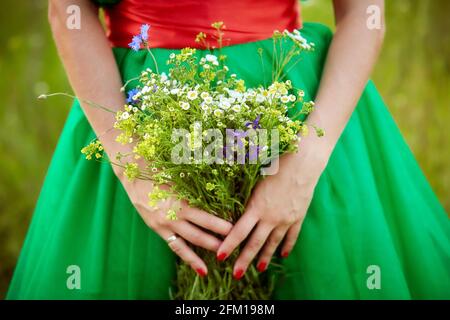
[
  {"x1": 123, "y1": 177, "x2": 233, "y2": 277},
  {"x1": 217, "y1": 142, "x2": 330, "y2": 279}
]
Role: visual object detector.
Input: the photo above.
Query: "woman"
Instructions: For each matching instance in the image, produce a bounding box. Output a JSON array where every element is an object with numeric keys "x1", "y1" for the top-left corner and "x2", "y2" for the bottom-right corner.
[{"x1": 7, "y1": 0, "x2": 450, "y2": 299}]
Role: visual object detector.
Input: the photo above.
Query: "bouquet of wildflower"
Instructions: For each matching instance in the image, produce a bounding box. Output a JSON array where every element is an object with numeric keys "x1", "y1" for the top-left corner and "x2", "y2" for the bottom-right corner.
[{"x1": 79, "y1": 23, "x2": 320, "y2": 299}]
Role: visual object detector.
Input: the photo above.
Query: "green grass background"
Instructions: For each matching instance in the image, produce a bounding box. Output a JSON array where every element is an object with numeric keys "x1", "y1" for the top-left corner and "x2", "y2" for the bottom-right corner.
[{"x1": 0, "y1": 0, "x2": 448, "y2": 298}]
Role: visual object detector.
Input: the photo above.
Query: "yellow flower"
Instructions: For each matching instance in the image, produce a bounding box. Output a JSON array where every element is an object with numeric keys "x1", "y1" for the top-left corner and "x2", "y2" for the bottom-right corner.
[
  {"x1": 124, "y1": 162, "x2": 140, "y2": 181},
  {"x1": 195, "y1": 32, "x2": 206, "y2": 43},
  {"x1": 81, "y1": 140, "x2": 104, "y2": 160},
  {"x1": 301, "y1": 125, "x2": 309, "y2": 136},
  {"x1": 211, "y1": 21, "x2": 225, "y2": 30},
  {"x1": 166, "y1": 209, "x2": 178, "y2": 221},
  {"x1": 235, "y1": 79, "x2": 246, "y2": 92}
]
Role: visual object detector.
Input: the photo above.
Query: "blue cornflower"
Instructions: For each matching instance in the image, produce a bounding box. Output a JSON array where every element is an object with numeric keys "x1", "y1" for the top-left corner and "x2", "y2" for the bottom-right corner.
[
  {"x1": 128, "y1": 35, "x2": 142, "y2": 51},
  {"x1": 140, "y1": 24, "x2": 150, "y2": 41},
  {"x1": 126, "y1": 88, "x2": 140, "y2": 104}
]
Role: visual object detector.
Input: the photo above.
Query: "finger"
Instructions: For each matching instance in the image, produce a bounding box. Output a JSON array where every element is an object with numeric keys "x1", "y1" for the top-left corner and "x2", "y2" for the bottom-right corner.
[
  {"x1": 181, "y1": 207, "x2": 233, "y2": 236},
  {"x1": 216, "y1": 210, "x2": 259, "y2": 261},
  {"x1": 233, "y1": 223, "x2": 273, "y2": 279},
  {"x1": 159, "y1": 228, "x2": 208, "y2": 277},
  {"x1": 280, "y1": 220, "x2": 302, "y2": 258},
  {"x1": 256, "y1": 225, "x2": 289, "y2": 272},
  {"x1": 172, "y1": 220, "x2": 222, "y2": 252}
]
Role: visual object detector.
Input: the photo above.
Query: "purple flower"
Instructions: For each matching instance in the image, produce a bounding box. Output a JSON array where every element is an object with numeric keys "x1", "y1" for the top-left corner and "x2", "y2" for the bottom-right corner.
[
  {"x1": 128, "y1": 35, "x2": 142, "y2": 51},
  {"x1": 140, "y1": 24, "x2": 150, "y2": 41},
  {"x1": 247, "y1": 145, "x2": 261, "y2": 162},
  {"x1": 128, "y1": 24, "x2": 151, "y2": 51},
  {"x1": 126, "y1": 88, "x2": 140, "y2": 104},
  {"x1": 245, "y1": 114, "x2": 262, "y2": 129},
  {"x1": 230, "y1": 130, "x2": 248, "y2": 148}
]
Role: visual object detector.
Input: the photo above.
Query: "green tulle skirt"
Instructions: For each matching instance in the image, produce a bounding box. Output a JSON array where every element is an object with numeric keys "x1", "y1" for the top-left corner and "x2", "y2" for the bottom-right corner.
[{"x1": 7, "y1": 23, "x2": 450, "y2": 299}]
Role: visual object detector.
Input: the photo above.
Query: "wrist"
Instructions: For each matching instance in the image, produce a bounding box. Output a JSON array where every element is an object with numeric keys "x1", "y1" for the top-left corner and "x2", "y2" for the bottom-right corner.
[{"x1": 298, "y1": 132, "x2": 334, "y2": 170}]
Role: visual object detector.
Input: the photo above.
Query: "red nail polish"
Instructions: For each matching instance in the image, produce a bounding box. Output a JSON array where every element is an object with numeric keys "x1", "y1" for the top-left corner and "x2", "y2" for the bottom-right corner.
[
  {"x1": 217, "y1": 252, "x2": 227, "y2": 261},
  {"x1": 196, "y1": 268, "x2": 207, "y2": 277},
  {"x1": 257, "y1": 261, "x2": 267, "y2": 272},
  {"x1": 233, "y1": 269, "x2": 244, "y2": 280},
  {"x1": 281, "y1": 251, "x2": 289, "y2": 258}
]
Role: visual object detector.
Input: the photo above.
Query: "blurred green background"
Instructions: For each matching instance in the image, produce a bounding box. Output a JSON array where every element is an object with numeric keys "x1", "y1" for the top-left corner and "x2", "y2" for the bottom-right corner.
[{"x1": 0, "y1": 0, "x2": 448, "y2": 298}]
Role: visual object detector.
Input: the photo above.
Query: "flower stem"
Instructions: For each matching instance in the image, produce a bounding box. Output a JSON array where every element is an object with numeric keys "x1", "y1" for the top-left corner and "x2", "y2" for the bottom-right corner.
[
  {"x1": 146, "y1": 46, "x2": 160, "y2": 74},
  {"x1": 38, "y1": 92, "x2": 116, "y2": 113}
]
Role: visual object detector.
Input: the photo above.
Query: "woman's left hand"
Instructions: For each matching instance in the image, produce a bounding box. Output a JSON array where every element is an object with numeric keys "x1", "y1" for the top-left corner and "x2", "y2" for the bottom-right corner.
[{"x1": 216, "y1": 146, "x2": 329, "y2": 279}]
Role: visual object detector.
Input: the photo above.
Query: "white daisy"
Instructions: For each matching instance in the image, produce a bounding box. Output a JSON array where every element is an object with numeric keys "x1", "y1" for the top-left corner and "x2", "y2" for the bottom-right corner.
[
  {"x1": 204, "y1": 96, "x2": 213, "y2": 104},
  {"x1": 187, "y1": 90, "x2": 198, "y2": 100},
  {"x1": 205, "y1": 54, "x2": 216, "y2": 61},
  {"x1": 180, "y1": 101, "x2": 190, "y2": 110},
  {"x1": 214, "y1": 109, "x2": 224, "y2": 117},
  {"x1": 219, "y1": 100, "x2": 231, "y2": 110},
  {"x1": 200, "y1": 92, "x2": 209, "y2": 99},
  {"x1": 121, "y1": 112, "x2": 130, "y2": 120},
  {"x1": 280, "y1": 96, "x2": 290, "y2": 103},
  {"x1": 231, "y1": 104, "x2": 241, "y2": 112}
]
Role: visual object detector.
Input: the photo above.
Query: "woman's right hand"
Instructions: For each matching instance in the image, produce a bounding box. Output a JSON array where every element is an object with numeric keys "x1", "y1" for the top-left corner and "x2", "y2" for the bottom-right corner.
[{"x1": 123, "y1": 177, "x2": 233, "y2": 277}]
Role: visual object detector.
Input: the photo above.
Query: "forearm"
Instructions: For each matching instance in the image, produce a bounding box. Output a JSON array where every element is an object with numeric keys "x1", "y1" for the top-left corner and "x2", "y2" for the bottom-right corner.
[
  {"x1": 298, "y1": 0, "x2": 385, "y2": 168},
  {"x1": 48, "y1": 0, "x2": 131, "y2": 176}
]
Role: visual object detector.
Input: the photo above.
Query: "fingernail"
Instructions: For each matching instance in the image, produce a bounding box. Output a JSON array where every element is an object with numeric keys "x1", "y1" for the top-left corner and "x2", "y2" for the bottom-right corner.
[
  {"x1": 257, "y1": 261, "x2": 267, "y2": 272},
  {"x1": 217, "y1": 252, "x2": 227, "y2": 261},
  {"x1": 196, "y1": 268, "x2": 207, "y2": 277},
  {"x1": 233, "y1": 268, "x2": 244, "y2": 280},
  {"x1": 281, "y1": 251, "x2": 289, "y2": 258}
]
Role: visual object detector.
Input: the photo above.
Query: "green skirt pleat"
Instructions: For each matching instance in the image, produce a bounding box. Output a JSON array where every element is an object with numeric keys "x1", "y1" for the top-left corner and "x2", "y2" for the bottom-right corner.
[{"x1": 7, "y1": 23, "x2": 450, "y2": 299}]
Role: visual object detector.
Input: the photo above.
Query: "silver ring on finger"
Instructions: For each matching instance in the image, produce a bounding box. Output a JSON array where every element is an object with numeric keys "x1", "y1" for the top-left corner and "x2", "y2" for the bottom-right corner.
[{"x1": 166, "y1": 234, "x2": 178, "y2": 244}]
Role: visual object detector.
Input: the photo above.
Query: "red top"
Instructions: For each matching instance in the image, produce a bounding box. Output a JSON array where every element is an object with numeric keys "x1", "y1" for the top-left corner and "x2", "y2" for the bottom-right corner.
[{"x1": 103, "y1": 0, "x2": 302, "y2": 49}]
